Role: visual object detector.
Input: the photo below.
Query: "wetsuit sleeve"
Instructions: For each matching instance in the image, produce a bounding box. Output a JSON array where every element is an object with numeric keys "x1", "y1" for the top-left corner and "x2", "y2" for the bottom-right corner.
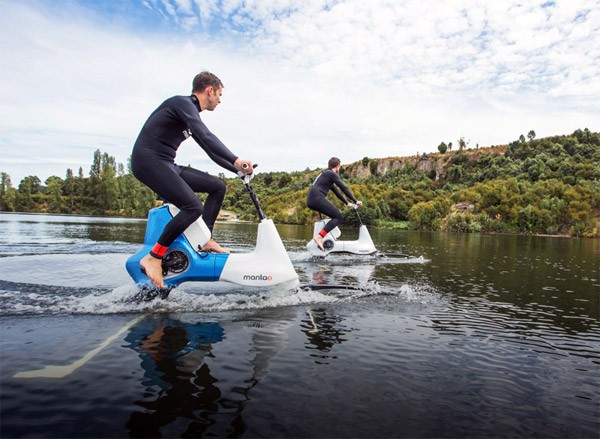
[
  {"x1": 331, "y1": 185, "x2": 349, "y2": 204},
  {"x1": 190, "y1": 119, "x2": 238, "y2": 173},
  {"x1": 176, "y1": 102, "x2": 239, "y2": 173},
  {"x1": 332, "y1": 174, "x2": 358, "y2": 204}
]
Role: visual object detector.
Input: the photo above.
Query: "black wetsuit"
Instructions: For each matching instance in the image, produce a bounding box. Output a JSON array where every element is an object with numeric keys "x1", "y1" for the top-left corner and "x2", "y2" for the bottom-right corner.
[
  {"x1": 131, "y1": 95, "x2": 238, "y2": 256},
  {"x1": 307, "y1": 169, "x2": 358, "y2": 234}
]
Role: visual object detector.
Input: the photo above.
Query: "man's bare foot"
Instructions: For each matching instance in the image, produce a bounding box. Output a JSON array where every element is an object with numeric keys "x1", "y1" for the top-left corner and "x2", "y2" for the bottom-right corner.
[
  {"x1": 201, "y1": 239, "x2": 230, "y2": 254},
  {"x1": 140, "y1": 254, "x2": 165, "y2": 288},
  {"x1": 314, "y1": 235, "x2": 325, "y2": 251}
]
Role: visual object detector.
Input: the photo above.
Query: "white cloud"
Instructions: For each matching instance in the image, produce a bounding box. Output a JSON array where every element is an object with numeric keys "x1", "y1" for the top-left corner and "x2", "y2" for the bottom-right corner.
[{"x1": 0, "y1": 0, "x2": 598, "y2": 185}]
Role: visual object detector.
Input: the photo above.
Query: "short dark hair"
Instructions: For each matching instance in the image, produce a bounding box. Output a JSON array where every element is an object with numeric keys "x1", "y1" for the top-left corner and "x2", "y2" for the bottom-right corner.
[
  {"x1": 328, "y1": 157, "x2": 341, "y2": 169},
  {"x1": 192, "y1": 71, "x2": 224, "y2": 93}
]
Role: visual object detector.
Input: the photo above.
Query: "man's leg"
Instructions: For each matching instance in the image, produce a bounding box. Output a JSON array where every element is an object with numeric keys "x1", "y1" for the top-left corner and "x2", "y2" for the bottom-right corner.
[
  {"x1": 179, "y1": 167, "x2": 226, "y2": 231},
  {"x1": 179, "y1": 167, "x2": 229, "y2": 253},
  {"x1": 133, "y1": 161, "x2": 206, "y2": 288},
  {"x1": 309, "y1": 198, "x2": 342, "y2": 251}
]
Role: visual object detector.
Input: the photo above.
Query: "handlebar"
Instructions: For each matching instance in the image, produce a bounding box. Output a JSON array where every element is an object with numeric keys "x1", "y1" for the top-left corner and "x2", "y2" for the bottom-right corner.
[
  {"x1": 237, "y1": 163, "x2": 258, "y2": 183},
  {"x1": 237, "y1": 164, "x2": 265, "y2": 220}
]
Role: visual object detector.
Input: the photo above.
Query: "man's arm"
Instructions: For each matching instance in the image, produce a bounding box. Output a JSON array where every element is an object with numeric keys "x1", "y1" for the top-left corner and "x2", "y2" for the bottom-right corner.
[
  {"x1": 177, "y1": 101, "x2": 239, "y2": 173},
  {"x1": 331, "y1": 185, "x2": 348, "y2": 204},
  {"x1": 190, "y1": 120, "x2": 238, "y2": 173},
  {"x1": 333, "y1": 174, "x2": 357, "y2": 204}
]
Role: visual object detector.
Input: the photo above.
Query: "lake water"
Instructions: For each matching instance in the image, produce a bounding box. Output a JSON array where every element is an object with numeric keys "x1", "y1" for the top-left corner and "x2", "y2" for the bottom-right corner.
[{"x1": 0, "y1": 212, "x2": 598, "y2": 438}]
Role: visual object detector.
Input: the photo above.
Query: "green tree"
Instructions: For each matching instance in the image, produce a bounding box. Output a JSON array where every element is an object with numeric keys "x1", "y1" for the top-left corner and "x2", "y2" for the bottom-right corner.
[
  {"x1": 408, "y1": 199, "x2": 449, "y2": 229},
  {"x1": 446, "y1": 164, "x2": 465, "y2": 183},
  {"x1": 63, "y1": 168, "x2": 76, "y2": 210},
  {"x1": 16, "y1": 176, "x2": 40, "y2": 211},
  {"x1": 119, "y1": 174, "x2": 156, "y2": 216},
  {"x1": 76, "y1": 167, "x2": 85, "y2": 199},
  {"x1": 87, "y1": 149, "x2": 102, "y2": 203},
  {"x1": 522, "y1": 157, "x2": 546, "y2": 182},
  {"x1": 45, "y1": 176, "x2": 64, "y2": 213},
  {"x1": 90, "y1": 149, "x2": 102, "y2": 180},
  {"x1": 98, "y1": 152, "x2": 120, "y2": 210},
  {"x1": 278, "y1": 173, "x2": 291, "y2": 188},
  {"x1": 0, "y1": 172, "x2": 16, "y2": 211},
  {"x1": 369, "y1": 160, "x2": 377, "y2": 175}
]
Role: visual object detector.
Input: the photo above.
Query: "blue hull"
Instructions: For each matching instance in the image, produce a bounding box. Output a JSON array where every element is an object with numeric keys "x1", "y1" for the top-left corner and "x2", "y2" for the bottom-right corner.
[{"x1": 126, "y1": 206, "x2": 228, "y2": 288}]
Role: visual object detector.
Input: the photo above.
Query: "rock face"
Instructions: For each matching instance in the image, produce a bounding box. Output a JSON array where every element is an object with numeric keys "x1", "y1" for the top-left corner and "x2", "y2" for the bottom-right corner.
[
  {"x1": 345, "y1": 154, "x2": 450, "y2": 181},
  {"x1": 344, "y1": 146, "x2": 505, "y2": 181}
]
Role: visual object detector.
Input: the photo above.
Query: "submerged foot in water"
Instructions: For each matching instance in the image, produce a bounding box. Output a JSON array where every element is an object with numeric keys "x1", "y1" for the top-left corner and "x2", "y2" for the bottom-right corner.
[
  {"x1": 201, "y1": 239, "x2": 230, "y2": 254},
  {"x1": 140, "y1": 254, "x2": 165, "y2": 288}
]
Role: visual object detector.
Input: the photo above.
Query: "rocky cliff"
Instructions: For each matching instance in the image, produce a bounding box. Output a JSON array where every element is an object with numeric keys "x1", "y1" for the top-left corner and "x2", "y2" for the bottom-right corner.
[{"x1": 343, "y1": 145, "x2": 506, "y2": 181}]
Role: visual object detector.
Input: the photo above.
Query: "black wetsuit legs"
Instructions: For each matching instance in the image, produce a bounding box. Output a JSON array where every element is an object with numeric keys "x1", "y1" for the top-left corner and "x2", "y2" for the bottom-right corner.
[
  {"x1": 132, "y1": 154, "x2": 226, "y2": 248},
  {"x1": 176, "y1": 166, "x2": 226, "y2": 232},
  {"x1": 307, "y1": 197, "x2": 343, "y2": 234}
]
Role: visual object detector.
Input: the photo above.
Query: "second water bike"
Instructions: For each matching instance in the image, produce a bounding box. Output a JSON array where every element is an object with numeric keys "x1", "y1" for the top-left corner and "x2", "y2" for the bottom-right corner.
[
  {"x1": 126, "y1": 166, "x2": 299, "y2": 299},
  {"x1": 306, "y1": 205, "x2": 378, "y2": 257}
]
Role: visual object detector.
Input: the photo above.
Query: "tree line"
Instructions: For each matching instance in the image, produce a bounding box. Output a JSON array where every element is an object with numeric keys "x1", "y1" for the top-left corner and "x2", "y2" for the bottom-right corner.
[
  {"x1": 1, "y1": 150, "x2": 156, "y2": 217},
  {"x1": 1, "y1": 129, "x2": 599, "y2": 237}
]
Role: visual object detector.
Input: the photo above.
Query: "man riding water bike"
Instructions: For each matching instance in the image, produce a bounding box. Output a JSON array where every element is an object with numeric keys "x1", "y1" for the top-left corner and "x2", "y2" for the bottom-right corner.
[
  {"x1": 307, "y1": 157, "x2": 362, "y2": 251},
  {"x1": 131, "y1": 71, "x2": 253, "y2": 288}
]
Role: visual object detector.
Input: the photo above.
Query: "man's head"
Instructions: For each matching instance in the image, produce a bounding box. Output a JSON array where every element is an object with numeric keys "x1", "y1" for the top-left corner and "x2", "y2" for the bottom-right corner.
[
  {"x1": 192, "y1": 71, "x2": 224, "y2": 111},
  {"x1": 328, "y1": 157, "x2": 341, "y2": 170},
  {"x1": 192, "y1": 71, "x2": 223, "y2": 93}
]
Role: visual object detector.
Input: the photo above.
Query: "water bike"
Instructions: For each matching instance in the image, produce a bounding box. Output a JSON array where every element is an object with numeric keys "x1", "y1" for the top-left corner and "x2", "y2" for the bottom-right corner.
[
  {"x1": 306, "y1": 205, "x2": 378, "y2": 257},
  {"x1": 126, "y1": 167, "x2": 299, "y2": 300}
]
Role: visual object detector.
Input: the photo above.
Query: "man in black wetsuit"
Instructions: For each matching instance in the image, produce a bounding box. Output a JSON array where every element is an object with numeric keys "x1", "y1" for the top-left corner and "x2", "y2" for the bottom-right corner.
[
  {"x1": 306, "y1": 157, "x2": 362, "y2": 251},
  {"x1": 131, "y1": 71, "x2": 253, "y2": 288}
]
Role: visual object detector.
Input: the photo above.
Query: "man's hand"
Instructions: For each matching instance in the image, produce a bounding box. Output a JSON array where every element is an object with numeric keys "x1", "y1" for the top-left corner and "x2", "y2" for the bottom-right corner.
[{"x1": 234, "y1": 158, "x2": 253, "y2": 175}]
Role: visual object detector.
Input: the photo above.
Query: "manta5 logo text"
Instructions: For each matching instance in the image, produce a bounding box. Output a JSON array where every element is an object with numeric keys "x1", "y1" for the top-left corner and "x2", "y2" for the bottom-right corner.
[{"x1": 243, "y1": 274, "x2": 273, "y2": 281}]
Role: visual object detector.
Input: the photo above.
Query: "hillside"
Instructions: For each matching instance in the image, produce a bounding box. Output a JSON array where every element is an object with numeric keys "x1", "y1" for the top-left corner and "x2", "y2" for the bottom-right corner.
[
  {"x1": 1, "y1": 129, "x2": 599, "y2": 237},
  {"x1": 222, "y1": 129, "x2": 599, "y2": 237}
]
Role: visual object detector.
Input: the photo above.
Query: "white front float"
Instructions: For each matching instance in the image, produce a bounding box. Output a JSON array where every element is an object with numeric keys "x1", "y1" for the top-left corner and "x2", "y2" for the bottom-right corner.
[
  {"x1": 168, "y1": 205, "x2": 298, "y2": 287},
  {"x1": 220, "y1": 218, "x2": 299, "y2": 287},
  {"x1": 307, "y1": 220, "x2": 377, "y2": 256}
]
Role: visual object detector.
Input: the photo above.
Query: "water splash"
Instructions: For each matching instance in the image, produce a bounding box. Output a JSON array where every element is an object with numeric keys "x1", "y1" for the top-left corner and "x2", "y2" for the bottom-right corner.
[
  {"x1": 0, "y1": 277, "x2": 440, "y2": 316},
  {"x1": 0, "y1": 247, "x2": 434, "y2": 316}
]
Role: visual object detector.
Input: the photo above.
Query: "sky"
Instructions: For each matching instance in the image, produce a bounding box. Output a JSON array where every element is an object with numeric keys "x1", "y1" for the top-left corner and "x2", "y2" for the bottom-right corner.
[{"x1": 1, "y1": 0, "x2": 599, "y2": 185}]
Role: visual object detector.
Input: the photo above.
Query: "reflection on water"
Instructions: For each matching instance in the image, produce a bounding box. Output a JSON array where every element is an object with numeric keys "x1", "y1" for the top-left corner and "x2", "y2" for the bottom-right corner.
[
  {"x1": 0, "y1": 212, "x2": 146, "y2": 256},
  {"x1": 302, "y1": 308, "x2": 348, "y2": 363},
  {"x1": 0, "y1": 212, "x2": 598, "y2": 438},
  {"x1": 122, "y1": 311, "x2": 298, "y2": 438},
  {"x1": 126, "y1": 317, "x2": 228, "y2": 437}
]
